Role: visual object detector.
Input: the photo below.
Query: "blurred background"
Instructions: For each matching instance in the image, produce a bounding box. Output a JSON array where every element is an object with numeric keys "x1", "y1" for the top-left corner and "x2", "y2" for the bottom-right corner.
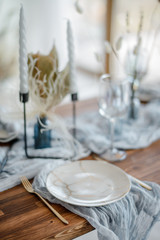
[{"x1": 0, "y1": 0, "x2": 160, "y2": 104}]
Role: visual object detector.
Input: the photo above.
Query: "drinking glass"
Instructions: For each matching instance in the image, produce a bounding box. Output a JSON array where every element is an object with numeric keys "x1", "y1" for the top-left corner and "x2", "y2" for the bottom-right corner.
[{"x1": 98, "y1": 74, "x2": 130, "y2": 161}]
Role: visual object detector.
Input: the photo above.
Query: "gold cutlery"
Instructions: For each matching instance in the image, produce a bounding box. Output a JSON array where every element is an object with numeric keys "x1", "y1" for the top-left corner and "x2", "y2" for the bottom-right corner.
[
  {"x1": 20, "y1": 176, "x2": 68, "y2": 224},
  {"x1": 126, "y1": 174, "x2": 152, "y2": 191},
  {"x1": 93, "y1": 154, "x2": 152, "y2": 191}
]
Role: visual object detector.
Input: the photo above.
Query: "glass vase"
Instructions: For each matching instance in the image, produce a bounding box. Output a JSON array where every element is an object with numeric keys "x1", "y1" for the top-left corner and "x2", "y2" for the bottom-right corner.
[
  {"x1": 34, "y1": 116, "x2": 51, "y2": 149},
  {"x1": 128, "y1": 79, "x2": 140, "y2": 120}
]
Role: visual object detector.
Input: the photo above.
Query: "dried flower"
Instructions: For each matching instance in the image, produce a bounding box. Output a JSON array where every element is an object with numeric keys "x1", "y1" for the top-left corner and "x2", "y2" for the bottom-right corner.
[
  {"x1": 74, "y1": 0, "x2": 83, "y2": 14},
  {"x1": 115, "y1": 36, "x2": 123, "y2": 51},
  {"x1": 94, "y1": 52, "x2": 103, "y2": 62},
  {"x1": 28, "y1": 45, "x2": 70, "y2": 117},
  {"x1": 137, "y1": 12, "x2": 143, "y2": 34},
  {"x1": 133, "y1": 37, "x2": 142, "y2": 55},
  {"x1": 126, "y1": 11, "x2": 130, "y2": 33}
]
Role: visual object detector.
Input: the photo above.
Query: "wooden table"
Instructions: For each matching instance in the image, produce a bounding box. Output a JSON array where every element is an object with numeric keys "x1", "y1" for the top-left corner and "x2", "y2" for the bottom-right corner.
[{"x1": 0, "y1": 98, "x2": 160, "y2": 240}]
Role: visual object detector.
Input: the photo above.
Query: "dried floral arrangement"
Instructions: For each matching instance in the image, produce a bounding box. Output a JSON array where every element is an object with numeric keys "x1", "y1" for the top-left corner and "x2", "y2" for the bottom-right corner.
[
  {"x1": 28, "y1": 45, "x2": 70, "y2": 119},
  {"x1": 93, "y1": 1, "x2": 160, "y2": 81},
  {"x1": 94, "y1": 2, "x2": 160, "y2": 118},
  {"x1": 117, "y1": 6, "x2": 159, "y2": 117},
  {"x1": 105, "y1": 4, "x2": 160, "y2": 85},
  {"x1": 26, "y1": 44, "x2": 74, "y2": 148}
]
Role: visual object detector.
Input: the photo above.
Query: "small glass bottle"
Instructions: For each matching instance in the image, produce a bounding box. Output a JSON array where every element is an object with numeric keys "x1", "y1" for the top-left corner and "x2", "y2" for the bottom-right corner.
[{"x1": 34, "y1": 116, "x2": 51, "y2": 149}]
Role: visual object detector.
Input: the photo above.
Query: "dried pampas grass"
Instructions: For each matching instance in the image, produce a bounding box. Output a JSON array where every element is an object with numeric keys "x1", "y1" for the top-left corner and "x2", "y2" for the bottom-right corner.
[
  {"x1": 74, "y1": 0, "x2": 83, "y2": 14},
  {"x1": 28, "y1": 45, "x2": 70, "y2": 118}
]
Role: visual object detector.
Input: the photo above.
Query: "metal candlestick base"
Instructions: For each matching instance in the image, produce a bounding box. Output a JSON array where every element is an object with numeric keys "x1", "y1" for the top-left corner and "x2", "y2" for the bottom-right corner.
[{"x1": 20, "y1": 93, "x2": 66, "y2": 159}]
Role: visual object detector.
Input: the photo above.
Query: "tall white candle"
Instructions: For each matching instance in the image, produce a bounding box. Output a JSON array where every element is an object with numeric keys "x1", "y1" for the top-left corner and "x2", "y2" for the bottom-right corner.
[
  {"x1": 19, "y1": 4, "x2": 28, "y2": 94},
  {"x1": 67, "y1": 20, "x2": 78, "y2": 94}
]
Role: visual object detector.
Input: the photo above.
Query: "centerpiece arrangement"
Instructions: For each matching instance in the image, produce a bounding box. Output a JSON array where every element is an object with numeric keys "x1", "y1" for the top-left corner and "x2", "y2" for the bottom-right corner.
[
  {"x1": 19, "y1": 5, "x2": 78, "y2": 157},
  {"x1": 28, "y1": 46, "x2": 70, "y2": 148},
  {"x1": 103, "y1": 5, "x2": 160, "y2": 119},
  {"x1": 116, "y1": 11, "x2": 148, "y2": 119}
]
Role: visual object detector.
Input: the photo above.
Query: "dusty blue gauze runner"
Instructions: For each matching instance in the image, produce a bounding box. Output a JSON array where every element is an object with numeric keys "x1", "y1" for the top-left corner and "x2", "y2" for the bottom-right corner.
[
  {"x1": 33, "y1": 162, "x2": 160, "y2": 240},
  {"x1": 1, "y1": 100, "x2": 160, "y2": 191}
]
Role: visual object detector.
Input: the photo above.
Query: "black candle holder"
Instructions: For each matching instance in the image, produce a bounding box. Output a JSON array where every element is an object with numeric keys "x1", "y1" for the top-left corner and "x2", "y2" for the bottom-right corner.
[{"x1": 20, "y1": 92, "x2": 67, "y2": 159}]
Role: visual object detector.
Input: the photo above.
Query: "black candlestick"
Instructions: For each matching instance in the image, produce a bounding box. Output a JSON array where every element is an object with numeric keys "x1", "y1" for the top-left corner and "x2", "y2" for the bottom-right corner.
[{"x1": 20, "y1": 92, "x2": 67, "y2": 159}]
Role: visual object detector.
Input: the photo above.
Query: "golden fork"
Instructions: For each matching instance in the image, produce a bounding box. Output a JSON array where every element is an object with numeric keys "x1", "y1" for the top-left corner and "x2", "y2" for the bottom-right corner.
[
  {"x1": 20, "y1": 176, "x2": 68, "y2": 225},
  {"x1": 93, "y1": 154, "x2": 152, "y2": 191}
]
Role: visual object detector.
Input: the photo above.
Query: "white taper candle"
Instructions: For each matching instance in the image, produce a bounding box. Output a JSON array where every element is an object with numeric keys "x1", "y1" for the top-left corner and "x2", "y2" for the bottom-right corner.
[
  {"x1": 67, "y1": 20, "x2": 78, "y2": 94},
  {"x1": 19, "y1": 4, "x2": 28, "y2": 94}
]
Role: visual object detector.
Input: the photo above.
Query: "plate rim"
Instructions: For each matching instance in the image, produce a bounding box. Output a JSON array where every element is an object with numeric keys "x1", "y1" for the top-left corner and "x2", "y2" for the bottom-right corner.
[
  {"x1": 0, "y1": 130, "x2": 18, "y2": 143},
  {"x1": 46, "y1": 160, "x2": 131, "y2": 207}
]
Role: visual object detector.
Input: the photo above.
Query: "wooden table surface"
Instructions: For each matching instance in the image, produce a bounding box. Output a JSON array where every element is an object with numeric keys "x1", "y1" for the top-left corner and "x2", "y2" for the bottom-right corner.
[{"x1": 0, "y1": 98, "x2": 160, "y2": 240}]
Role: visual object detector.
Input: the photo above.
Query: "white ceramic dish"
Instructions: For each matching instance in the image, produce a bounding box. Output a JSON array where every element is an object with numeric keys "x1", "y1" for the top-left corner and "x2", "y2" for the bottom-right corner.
[
  {"x1": 46, "y1": 160, "x2": 131, "y2": 206},
  {"x1": 0, "y1": 129, "x2": 18, "y2": 143}
]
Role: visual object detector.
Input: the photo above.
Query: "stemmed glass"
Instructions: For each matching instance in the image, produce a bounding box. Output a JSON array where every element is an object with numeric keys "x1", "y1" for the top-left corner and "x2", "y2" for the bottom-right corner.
[{"x1": 98, "y1": 74, "x2": 130, "y2": 161}]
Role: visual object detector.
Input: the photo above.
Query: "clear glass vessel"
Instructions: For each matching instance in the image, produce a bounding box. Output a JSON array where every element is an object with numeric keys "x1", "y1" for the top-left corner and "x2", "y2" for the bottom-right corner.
[{"x1": 98, "y1": 74, "x2": 130, "y2": 161}]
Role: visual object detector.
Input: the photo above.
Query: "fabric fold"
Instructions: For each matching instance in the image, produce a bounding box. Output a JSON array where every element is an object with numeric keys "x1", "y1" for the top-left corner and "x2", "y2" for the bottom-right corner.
[{"x1": 33, "y1": 163, "x2": 160, "y2": 240}]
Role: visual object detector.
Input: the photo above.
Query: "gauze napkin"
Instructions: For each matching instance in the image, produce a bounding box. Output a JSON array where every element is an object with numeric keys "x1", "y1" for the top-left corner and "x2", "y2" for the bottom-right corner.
[{"x1": 33, "y1": 162, "x2": 160, "y2": 240}]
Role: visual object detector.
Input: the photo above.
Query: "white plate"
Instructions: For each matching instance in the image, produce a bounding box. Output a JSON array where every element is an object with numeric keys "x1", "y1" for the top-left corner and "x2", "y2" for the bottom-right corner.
[
  {"x1": 0, "y1": 129, "x2": 18, "y2": 143},
  {"x1": 46, "y1": 160, "x2": 131, "y2": 206}
]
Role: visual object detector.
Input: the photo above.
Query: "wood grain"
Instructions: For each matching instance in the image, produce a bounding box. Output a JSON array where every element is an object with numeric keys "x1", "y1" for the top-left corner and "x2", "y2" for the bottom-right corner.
[{"x1": 0, "y1": 98, "x2": 160, "y2": 240}]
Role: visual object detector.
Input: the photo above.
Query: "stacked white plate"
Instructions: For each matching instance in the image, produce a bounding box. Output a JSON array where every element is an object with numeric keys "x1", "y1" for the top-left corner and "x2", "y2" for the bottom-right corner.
[{"x1": 46, "y1": 160, "x2": 131, "y2": 207}]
